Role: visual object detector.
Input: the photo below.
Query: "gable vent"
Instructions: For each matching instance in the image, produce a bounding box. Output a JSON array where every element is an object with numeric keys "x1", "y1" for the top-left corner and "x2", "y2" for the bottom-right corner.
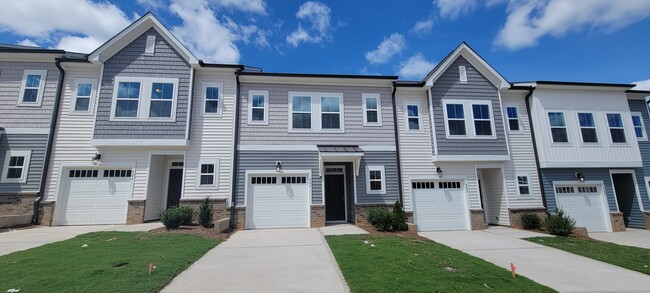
[
  {"x1": 145, "y1": 35, "x2": 156, "y2": 55},
  {"x1": 459, "y1": 66, "x2": 467, "y2": 83}
]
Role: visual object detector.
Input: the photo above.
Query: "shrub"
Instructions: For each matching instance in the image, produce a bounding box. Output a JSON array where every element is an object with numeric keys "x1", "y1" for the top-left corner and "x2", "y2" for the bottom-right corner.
[
  {"x1": 198, "y1": 197, "x2": 213, "y2": 228},
  {"x1": 544, "y1": 209, "x2": 576, "y2": 236},
  {"x1": 366, "y1": 208, "x2": 393, "y2": 231},
  {"x1": 160, "y1": 206, "x2": 192, "y2": 228},
  {"x1": 178, "y1": 205, "x2": 194, "y2": 226},
  {"x1": 392, "y1": 201, "x2": 408, "y2": 231},
  {"x1": 520, "y1": 213, "x2": 542, "y2": 230}
]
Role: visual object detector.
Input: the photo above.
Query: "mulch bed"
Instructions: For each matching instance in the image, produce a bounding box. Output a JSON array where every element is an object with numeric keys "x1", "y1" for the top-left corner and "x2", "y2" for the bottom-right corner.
[
  {"x1": 151, "y1": 225, "x2": 236, "y2": 240},
  {"x1": 356, "y1": 224, "x2": 427, "y2": 241}
]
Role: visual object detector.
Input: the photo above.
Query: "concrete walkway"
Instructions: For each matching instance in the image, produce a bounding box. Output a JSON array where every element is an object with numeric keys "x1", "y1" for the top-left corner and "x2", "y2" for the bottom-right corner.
[
  {"x1": 162, "y1": 228, "x2": 348, "y2": 293},
  {"x1": 590, "y1": 228, "x2": 650, "y2": 249},
  {"x1": 420, "y1": 227, "x2": 650, "y2": 292},
  {"x1": 0, "y1": 222, "x2": 163, "y2": 256},
  {"x1": 319, "y1": 223, "x2": 369, "y2": 236}
]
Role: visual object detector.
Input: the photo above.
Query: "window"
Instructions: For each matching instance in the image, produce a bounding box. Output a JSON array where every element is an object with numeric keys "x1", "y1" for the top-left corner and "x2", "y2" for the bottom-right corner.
[
  {"x1": 251, "y1": 176, "x2": 277, "y2": 184},
  {"x1": 248, "y1": 90, "x2": 268, "y2": 124},
  {"x1": 145, "y1": 35, "x2": 156, "y2": 55},
  {"x1": 321, "y1": 96, "x2": 341, "y2": 129},
  {"x1": 281, "y1": 176, "x2": 307, "y2": 184},
  {"x1": 103, "y1": 169, "x2": 132, "y2": 178},
  {"x1": 406, "y1": 104, "x2": 421, "y2": 130},
  {"x1": 631, "y1": 113, "x2": 646, "y2": 140},
  {"x1": 18, "y1": 70, "x2": 47, "y2": 106},
  {"x1": 72, "y1": 79, "x2": 96, "y2": 114},
  {"x1": 149, "y1": 82, "x2": 174, "y2": 118},
  {"x1": 578, "y1": 112, "x2": 598, "y2": 143},
  {"x1": 555, "y1": 186, "x2": 575, "y2": 194},
  {"x1": 1, "y1": 150, "x2": 31, "y2": 183},
  {"x1": 506, "y1": 106, "x2": 520, "y2": 131},
  {"x1": 111, "y1": 77, "x2": 178, "y2": 121},
  {"x1": 472, "y1": 104, "x2": 492, "y2": 136},
  {"x1": 517, "y1": 175, "x2": 530, "y2": 195},
  {"x1": 548, "y1": 112, "x2": 568, "y2": 143},
  {"x1": 445, "y1": 103, "x2": 466, "y2": 136},
  {"x1": 69, "y1": 170, "x2": 99, "y2": 178},
  {"x1": 291, "y1": 96, "x2": 312, "y2": 129},
  {"x1": 366, "y1": 166, "x2": 386, "y2": 194},
  {"x1": 362, "y1": 93, "x2": 381, "y2": 126},
  {"x1": 115, "y1": 81, "x2": 141, "y2": 118},
  {"x1": 204, "y1": 84, "x2": 221, "y2": 115},
  {"x1": 458, "y1": 66, "x2": 467, "y2": 83},
  {"x1": 607, "y1": 113, "x2": 626, "y2": 143},
  {"x1": 197, "y1": 159, "x2": 219, "y2": 188}
]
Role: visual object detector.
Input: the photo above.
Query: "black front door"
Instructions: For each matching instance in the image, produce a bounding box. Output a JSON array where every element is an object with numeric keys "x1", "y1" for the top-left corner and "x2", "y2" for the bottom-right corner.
[
  {"x1": 612, "y1": 173, "x2": 637, "y2": 227},
  {"x1": 325, "y1": 174, "x2": 346, "y2": 221},
  {"x1": 166, "y1": 169, "x2": 183, "y2": 208}
]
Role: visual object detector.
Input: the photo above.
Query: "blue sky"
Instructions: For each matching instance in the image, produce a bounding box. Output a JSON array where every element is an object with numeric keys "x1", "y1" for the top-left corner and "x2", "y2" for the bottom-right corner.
[{"x1": 1, "y1": 0, "x2": 650, "y2": 88}]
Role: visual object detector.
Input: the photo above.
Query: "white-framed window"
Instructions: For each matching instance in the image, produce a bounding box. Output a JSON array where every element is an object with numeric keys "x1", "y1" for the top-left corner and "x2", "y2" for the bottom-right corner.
[
  {"x1": 406, "y1": 103, "x2": 421, "y2": 131},
  {"x1": 577, "y1": 112, "x2": 598, "y2": 143},
  {"x1": 472, "y1": 103, "x2": 493, "y2": 136},
  {"x1": 321, "y1": 96, "x2": 341, "y2": 129},
  {"x1": 631, "y1": 112, "x2": 647, "y2": 141},
  {"x1": 362, "y1": 93, "x2": 382, "y2": 126},
  {"x1": 288, "y1": 92, "x2": 344, "y2": 132},
  {"x1": 248, "y1": 90, "x2": 268, "y2": 124},
  {"x1": 444, "y1": 102, "x2": 466, "y2": 136},
  {"x1": 110, "y1": 77, "x2": 178, "y2": 121},
  {"x1": 1, "y1": 150, "x2": 31, "y2": 184},
  {"x1": 203, "y1": 82, "x2": 223, "y2": 116},
  {"x1": 366, "y1": 165, "x2": 386, "y2": 194},
  {"x1": 505, "y1": 105, "x2": 520, "y2": 132},
  {"x1": 606, "y1": 113, "x2": 626, "y2": 143},
  {"x1": 197, "y1": 158, "x2": 219, "y2": 188},
  {"x1": 548, "y1": 112, "x2": 568, "y2": 143},
  {"x1": 291, "y1": 95, "x2": 312, "y2": 130},
  {"x1": 443, "y1": 99, "x2": 495, "y2": 138},
  {"x1": 516, "y1": 175, "x2": 531, "y2": 196},
  {"x1": 18, "y1": 70, "x2": 47, "y2": 106},
  {"x1": 71, "y1": 79, "x2": 97, "y2": 115}
]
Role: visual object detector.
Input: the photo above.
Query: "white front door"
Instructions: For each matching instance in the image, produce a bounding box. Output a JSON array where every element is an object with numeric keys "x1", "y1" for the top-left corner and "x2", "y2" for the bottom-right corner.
[
  {"x1": 554, "y1": 184, "x2": 608, "y2": 232},
  {"x1": 246, "y1": 174, "x2": 310, "y2": 229},
  {"x1": 412, "y1": 180, "x2": 468, "y2": 231}
]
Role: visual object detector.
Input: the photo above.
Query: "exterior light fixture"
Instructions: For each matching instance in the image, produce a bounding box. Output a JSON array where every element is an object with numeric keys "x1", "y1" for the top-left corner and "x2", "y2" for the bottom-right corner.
[
  {"x1": 92, "y1": 153, "x2": 102, "y2": 165},
  {"x1": 436, "y1": 166, "x2": 443, "y2": 177},
  {"x1": 575, "y1": 172, "x2": 585, "y2": 182},
  {"x1": 275, "y1": 161, "x2": 282, "y2": 172}
]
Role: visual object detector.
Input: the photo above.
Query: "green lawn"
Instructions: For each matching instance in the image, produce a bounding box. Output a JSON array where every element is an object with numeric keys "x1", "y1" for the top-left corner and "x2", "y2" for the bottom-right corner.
[
  {"x1": 526, "y1": 237, "x2": 650, "y2": 275},
  {"x1": 0, "y1": 231, "x2": 220, "y2": 293},
  {"x1": 326, "y1": 235, "x2": 555, "y2": 293}
]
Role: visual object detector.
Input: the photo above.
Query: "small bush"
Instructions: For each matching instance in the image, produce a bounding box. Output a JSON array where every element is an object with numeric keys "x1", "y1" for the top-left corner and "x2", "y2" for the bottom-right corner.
[
  {"x1": 392, "y1": 201, "x2": 408, "y2": 231},
  {"x1": 366, "y1": 208, "x2": 393, "y2": 231},
  {"x1": 160, "y1": 205, "x2": 194, "y2": 228},
  {"x1": 198, "y1": 197, "x2": 213, "y2": 228},
  {"x1": 520, "y1": 213, "x2": 542, "y2": 230},
  {"x1": 544, "y1": 209, "x2": 576, "y2": 236},
  {"x1": 178, "y1": 205, "x2": 194, "y2": 226}
]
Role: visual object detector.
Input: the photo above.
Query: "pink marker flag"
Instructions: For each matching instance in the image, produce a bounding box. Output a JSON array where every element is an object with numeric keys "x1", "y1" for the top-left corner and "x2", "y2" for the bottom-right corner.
[
  {"x1": 510, "y1": 263, "x2": 517, "y2": 278},
  {"x1": 149, "y1": 262, "x2": 153, "y2": 275}
]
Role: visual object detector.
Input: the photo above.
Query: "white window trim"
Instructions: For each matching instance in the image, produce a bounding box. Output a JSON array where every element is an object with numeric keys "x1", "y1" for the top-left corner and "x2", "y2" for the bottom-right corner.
[
  {"x1": 196, "y1": 158, "x2": 219, "y2": 189},
  {"x1": 576, "y1": 111, "x2": 600, "y2": 145},
  {"x1": 504, "y1": 104, "x2": 522, "y2": 133},
  {"x1": 1, "y1": 150, "x2": 31, "y2": 184},
  {"x1": 145, "y1": 35, "x2": 156, "y2": 55},
  {"x1": 631, "y1": 112, "x2": 647, "y2": 141},
  {"x1": 366, "y1": 165, "x2": 386, "y2": 195},
  {"x1": 109, "y1": 77, "x2": 178, "y2": 122},
  {"x1": 405, "y1": 101, "x2": 422, "y2": 131},
  {"x1": 288, "y1": 91, "x2": 345, "y2": 133},
  {"x1": 516, "y1": 174, "x2": 532, "y2": 197},
  {"x1": 248, "y1": 90, "x2": 269, "y2": 125},
  {"x1": 17, "y1": 70, "x2": 47, "y2": 107},
  {"x1": 547, "y1": 110, "x2": 570, "y2": 144},
  {"x1": 202, "y1": 82, "x2": 224, "y2": 117},
  {"x1": 362, "y1": 93, "x2": 382, "y2": 126},
  {"x1": 458, "y1": 66, "x2": 467, "y2": 84},
  {"x1": 606, "y1": 112, "x2": 627, "y2": 144},
  {"x1": 442, "y1": 99, "x2": 496, "y2": 139},
  {"x1": 70, "y1": 78, "x2": 97, "y2": 116}
]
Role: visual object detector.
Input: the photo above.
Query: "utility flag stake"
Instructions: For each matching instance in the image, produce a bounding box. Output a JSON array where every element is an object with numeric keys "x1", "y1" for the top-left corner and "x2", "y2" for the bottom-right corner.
[
  {"x1": 149, "y1": 263, "x2": 153, "y2": 275},
  {"x1": 510, "y1": 263, "x2": 517, "y2": 278}
]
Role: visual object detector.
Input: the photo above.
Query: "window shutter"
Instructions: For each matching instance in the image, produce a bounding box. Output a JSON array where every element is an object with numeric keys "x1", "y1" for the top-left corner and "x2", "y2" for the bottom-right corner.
[
  {"x1": 145, "y1": 35, "x2": 156, "y2": 54},
  {"x1": 459, "y1": 66, "x2": 467, "y2": 83}
]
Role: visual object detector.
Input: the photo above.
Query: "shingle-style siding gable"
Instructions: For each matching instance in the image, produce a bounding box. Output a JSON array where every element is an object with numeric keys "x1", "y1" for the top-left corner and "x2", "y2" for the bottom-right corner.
[
  {"x1": 431, "y1": 56, "x2": 508, "y2": 156},
  {"x1": 94, "y1": 27, "x2": 191, "y2": 139}
]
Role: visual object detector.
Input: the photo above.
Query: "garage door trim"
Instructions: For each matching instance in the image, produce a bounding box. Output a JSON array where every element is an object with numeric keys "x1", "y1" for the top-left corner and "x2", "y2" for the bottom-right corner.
[
  {"x1": 552, "y1": 180, "x2": 611, "y2": 232},
  {"x1": 410, "y1": 177, "x2": 470, "y2": 231}
]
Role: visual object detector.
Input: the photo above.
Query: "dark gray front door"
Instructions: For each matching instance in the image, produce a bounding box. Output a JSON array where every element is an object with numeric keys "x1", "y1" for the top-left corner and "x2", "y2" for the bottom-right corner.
[
  {"x1": 612, "y1": 173, "x2": 638, "y2": 227},
  {"x1": 166, "y1": 169, "x2": 183, "y2": 207},
  {"x1": 325, "y1": 174, "x2": 346, "y2": 221}
]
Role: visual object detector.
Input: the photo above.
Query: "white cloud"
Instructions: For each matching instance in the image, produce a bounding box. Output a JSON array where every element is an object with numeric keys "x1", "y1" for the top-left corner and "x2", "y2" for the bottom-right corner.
[
  {"x1": 435, "y1": 0, "x2": 477, "y2": 20},
  {"x1": 286, "y1": 1, "x2": 332, "y2": 47},
  {"x1": 17, "y1": 39, "x2": 39, "y2": 47},
  {"x1": 410, "y1": 18, "x2": 434, "y2": 35},
  {"x1": 136, "y1": 0, "x2": 167, "y2": 10},
  {"x1": 632, "y1": 79, "x2": 650, "y2": 91},
  {"x1": 495, "y1": 0, "x2": 650, "y2": 51},
  {"x1": 56, "y1": 36, "x2": 103, "y2": 53},
  {"x1": 213, "y1": 0, "x2": 267, "y2": 14},
  {"x1": 365, "y1": 33, "x2": 406, "y2": 65},
  {"x1": 397, "y1": 53, "x2": 435, "y2": 80}
]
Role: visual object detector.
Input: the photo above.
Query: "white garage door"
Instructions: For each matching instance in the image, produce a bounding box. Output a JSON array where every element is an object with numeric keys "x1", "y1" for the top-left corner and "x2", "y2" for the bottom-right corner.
[
  {"x1": 412, "y1": 180, "x2": 468, "y2": 231},
  {"x1": 57, "y1": 169, "x2": 133, "y2": 225},
  {"x1": 246, "y1": 174, "x2": 310, "y2": 229},
  {"x1": 555, "y1": 185, "x2": 608, "y2": 232}
]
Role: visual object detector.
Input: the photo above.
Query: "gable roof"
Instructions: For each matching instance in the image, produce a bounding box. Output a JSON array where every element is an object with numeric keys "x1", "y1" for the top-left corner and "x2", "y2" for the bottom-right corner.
[
  {"x1": 423, "y1": 42, "x2": 509, "y2": 89},
  {"x1": 88, "y1": 12, "x2": 199, "y2": 65}
]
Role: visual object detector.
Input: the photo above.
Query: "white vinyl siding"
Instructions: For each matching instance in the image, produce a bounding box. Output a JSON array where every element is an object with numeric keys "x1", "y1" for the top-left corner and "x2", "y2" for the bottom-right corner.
[
  {"x1": 362, "y1": 93, "x2": 382, "y2": 126},
  {"x1": 110, "y1": 77, "x2": 178, "y2": 121},
  {"x1": 18, "y1": 70, "x2": 47, "y2": 106},
  {"x1": 366, "y1": 165, "x2": 385, "y2": 195},
  {"x1": 203, "y1": 82, "x2": 223, "y2": 116},
  {"x1": 248, "y1": 90, "x2": 269, "y2": 124}
]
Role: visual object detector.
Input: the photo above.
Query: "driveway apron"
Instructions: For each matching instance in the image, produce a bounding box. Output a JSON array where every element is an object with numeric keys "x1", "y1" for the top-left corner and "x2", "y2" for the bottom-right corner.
[
  {"x1": 420, "y1": 227, "x2": 650, "y2": 293},
  {"x1": 590, "y1": 228, "x2": 650, "y2": 249},
  {"x1": 162, "y1": 228, "x2": 348, "y2": 293}
]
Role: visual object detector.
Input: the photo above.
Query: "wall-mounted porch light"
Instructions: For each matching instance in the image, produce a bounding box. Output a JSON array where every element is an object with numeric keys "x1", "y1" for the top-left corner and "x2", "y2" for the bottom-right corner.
[
  {"x1": 275, "y1": 161, "x2": 282, "y2": 172},
  {"x1": 575, "y1": 172, "x2": 585, "y2": 182},
  {"x1": 92, "y1": 153, "x2": 102, "y2": 165},
  {"x1": 436, "y1": 166, "x2": 443, "y2": 177}
]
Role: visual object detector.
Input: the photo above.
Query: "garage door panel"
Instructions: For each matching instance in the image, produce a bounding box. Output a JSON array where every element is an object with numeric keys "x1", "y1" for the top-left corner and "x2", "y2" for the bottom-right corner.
[
  {"x1": 555, "y1": 185, "x2": 607, "y2": 232},
  {"x1": 413, "y1": 180, "x2": 468, "y2": 231},
  {"x1": 247, "y1": 175, "x2": 309, "y2": 229}
]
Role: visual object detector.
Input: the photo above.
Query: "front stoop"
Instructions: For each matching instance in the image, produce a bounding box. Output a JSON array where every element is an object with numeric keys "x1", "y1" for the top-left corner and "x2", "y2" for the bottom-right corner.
[
  {"x1": 470, "y1": 209, "x2": 486, "y2": 230},
  {"x1": 355, "y1": 204, "x2": 393, "y2": 226},
  {"x1": 610, "y1": 212, "x2": 626, "y2": 232},
  {"x1": 310, "y1": 205, "x2": 325, "y2": 227},
  {"x1": 38, "y1": 200, "x2": 55, "y2": 226},
  {"x1": 508, "y1": 207, "x2": 548, "y2": 229},
  {"x1": 126, "y1": 199, "x2": 146, "y2": 224}
]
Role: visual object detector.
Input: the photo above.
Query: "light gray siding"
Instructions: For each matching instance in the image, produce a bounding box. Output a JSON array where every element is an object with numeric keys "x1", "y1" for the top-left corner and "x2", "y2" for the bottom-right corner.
[
  {"x1": 94, "y1": 27, "x2": 191, "y2": 139},
  {"x1": 431, "y1": 56, "x2": 508, "y2": 155},
  {"x1": 355, "y1": 151, "x2": 399, "y2": 204},
  {"x1": 0, "y1": 134, "x2": 48, "y2": 193},
  {"x1": 239, "y1": 83, "x2": 394, "y2": 145},
  {"x1": 0, "y1": 61, "x2": 59, "y2": 128}
]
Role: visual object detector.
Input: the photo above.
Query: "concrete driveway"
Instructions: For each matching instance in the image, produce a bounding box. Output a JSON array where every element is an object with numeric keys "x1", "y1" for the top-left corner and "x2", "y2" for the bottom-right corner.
[
  {"x1": 590, "y1": 228, "x2": 650, "y2": 249},
  {"x1": 0, "y1": 222, "x2": 163, "y2": 256},
  {"x1": 420, "y1": 227, "x2": 650, "y2": 293},
  {"x1": 162, "y1": 228, "x2": 348, "y2": 293}
]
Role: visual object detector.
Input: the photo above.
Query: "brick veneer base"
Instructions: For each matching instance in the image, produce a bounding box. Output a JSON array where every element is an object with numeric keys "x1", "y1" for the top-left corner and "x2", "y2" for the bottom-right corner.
[
  {"x1": 355, "y1": 204, "x2": 393, "y2": 226},
  {"x1": 470, "y1": 209, "x2": 486, "y2": 230},
  {"x1": 644, "y1": 212, "x2": 650, "y2": 230},
  {"x1": 508, "y1": 207, "x2": 548, "y2": 229},
  {"x1": 0, "y1": 193, "x2": 38, "y2": 228},
  {"x1": 233, "y1": 206, "x2": 246, "y2": 229},
  {"x1": 310, "y1": 205, "x2": 325, "y2": 227},
  {"x1": 126, "y1": 200, "x2": 146, "y2": 224},
  {"x1": 610, "y1": 212, "x2": 626, "y2": 232},
  {"x1": 179, "y1": 198, "x2": 230, "y2": 225},
  {"x1": 405, "y1": 211, "x2": 414, "y2": 224},
  {"x1": 38, "y1": 201, "x2": 55, "y2": 226}
]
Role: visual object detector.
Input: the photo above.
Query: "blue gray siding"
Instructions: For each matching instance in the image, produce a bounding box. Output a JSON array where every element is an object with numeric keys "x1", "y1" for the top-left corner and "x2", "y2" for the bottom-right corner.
[
  {"x1": 431, "y1": 56, "x2": 508, "y2": 156},
  {"x1": 0, "y1": 61, "x2": 59, "y2": 128},
  {"x1": 239, "y1": 83, "x2": 394, "y2": 145},
  {"x1": 628, "y1": 99, "x2": 650, "y2": 219},
  {"x1": 355, "y1": 151, "x2": 399, "y2": 204},
  {"x1": 94, "y1": 27, "x2": 191, "y2": 139},
  {"x1": 0, "y1": 134, "x2": 48, "y2": 193}
]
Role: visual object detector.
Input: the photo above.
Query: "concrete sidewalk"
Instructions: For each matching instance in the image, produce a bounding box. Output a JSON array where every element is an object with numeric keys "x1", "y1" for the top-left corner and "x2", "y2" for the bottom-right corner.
[
  {"x1": 0, "y1": 222, "x2": 163, "y2": 256},
  {"x1": 162, "y1": 228, "x2": 348, "y2": 293},
  {"x1": 590, "y1": 229, "x2": 650, "y2": 249},
  {"x1": 420, "y1": 227, "x2": 650, "y2": 292}
]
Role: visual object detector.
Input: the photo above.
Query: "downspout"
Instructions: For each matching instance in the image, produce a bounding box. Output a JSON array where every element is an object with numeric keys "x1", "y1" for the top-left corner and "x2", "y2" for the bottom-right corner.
[
  {"x1": 230, "y1": 72, "x2": 242, "y2": 228},
  {"x1": 33, "y1": 58, "x2": 65, "y2": 224},
  {"x1": 391, "y1": 83, "x2": 404, "y2": 205},
  {"x1": 524, "y1": 87, "x2": 548, "y2": 210}
]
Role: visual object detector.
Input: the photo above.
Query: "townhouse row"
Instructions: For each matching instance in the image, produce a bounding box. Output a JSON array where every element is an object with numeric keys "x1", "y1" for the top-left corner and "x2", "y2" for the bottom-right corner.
[{"x1": 1, "y1": 13, "x2": 649, "y2": 232}]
